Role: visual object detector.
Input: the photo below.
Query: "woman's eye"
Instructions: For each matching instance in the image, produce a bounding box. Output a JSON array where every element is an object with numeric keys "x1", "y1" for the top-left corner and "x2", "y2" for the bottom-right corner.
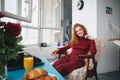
[{"x1": 79, "y1": 29, "x2": 82, "y2": 31}]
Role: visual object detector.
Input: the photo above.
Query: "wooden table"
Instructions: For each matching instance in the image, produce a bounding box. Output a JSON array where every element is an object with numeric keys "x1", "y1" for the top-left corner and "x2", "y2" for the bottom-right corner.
[{"x1": 7, "y1": 57, "x2": 65, "y2": 80}]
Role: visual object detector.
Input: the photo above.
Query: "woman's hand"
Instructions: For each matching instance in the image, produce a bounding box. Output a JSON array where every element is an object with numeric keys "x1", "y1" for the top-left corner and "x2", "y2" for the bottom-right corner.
[
  {"x1": 51, "y1": 49, "x2": 60, "y2": 56},
  {"x1": 85, "y1": 35, "x2": 94, "y2": 40}
]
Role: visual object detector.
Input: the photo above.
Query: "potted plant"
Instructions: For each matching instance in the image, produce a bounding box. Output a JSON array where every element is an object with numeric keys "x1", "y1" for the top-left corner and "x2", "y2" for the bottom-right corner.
[{"x1": 0, "y1": 12, "x2": 24, "y2": 80}]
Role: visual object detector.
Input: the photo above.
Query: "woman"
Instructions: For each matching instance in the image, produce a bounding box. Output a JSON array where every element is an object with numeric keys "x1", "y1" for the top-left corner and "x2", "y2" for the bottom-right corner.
[{"x1": 52, "y1": 23, "x2": 96, "y2": 77}]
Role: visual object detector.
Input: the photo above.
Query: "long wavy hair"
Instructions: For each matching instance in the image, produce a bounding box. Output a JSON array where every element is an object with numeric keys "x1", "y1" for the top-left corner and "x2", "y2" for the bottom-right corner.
[{"x1": 70, "y1": 23, "x2": 88, "y2": 46}]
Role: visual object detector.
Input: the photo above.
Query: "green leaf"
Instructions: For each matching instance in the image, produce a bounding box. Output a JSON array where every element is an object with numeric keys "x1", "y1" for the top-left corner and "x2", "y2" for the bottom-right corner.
[
  {"x1": 0, "y1": 25, "x2": 24, "y2": 59},
  {"x1": 7, "y1": 53, "x2": 18, "y2": 59},
  {"x1": 0, "y1": 29, "x2": 4, "y2": 43},
  {"x1": 4, "y1": 34, "x2": 16, "y2": 46},
  {"x1": 0, "y1": 48, "x2": 5, "y2": 54},
  {"x1": 15, "y1": 36, "x2": 22, "y2": 44}
]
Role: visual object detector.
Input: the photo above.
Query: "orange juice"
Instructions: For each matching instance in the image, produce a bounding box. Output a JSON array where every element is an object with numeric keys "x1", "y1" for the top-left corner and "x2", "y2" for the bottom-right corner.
[{"x1": 24, "y1": 57, "x2": 34, "y2": 72}]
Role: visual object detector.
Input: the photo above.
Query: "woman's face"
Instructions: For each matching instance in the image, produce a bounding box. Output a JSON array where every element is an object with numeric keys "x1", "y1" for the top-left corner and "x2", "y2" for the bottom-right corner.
[{"x1": 75, "y1": 26, "x2": 84, "y2": 37}]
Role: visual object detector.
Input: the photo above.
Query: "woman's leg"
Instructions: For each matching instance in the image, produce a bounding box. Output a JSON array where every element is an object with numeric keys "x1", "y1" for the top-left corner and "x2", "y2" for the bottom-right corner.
[
  {"x1": 55, "y1": 61, "x2": 85, "y2": 76},
  {"x1": 53, "y1": 55, "x2": 70, "y2": 67}
]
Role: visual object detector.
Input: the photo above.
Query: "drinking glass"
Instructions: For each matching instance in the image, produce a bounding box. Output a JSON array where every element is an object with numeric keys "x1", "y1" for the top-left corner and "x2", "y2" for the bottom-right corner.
[{"x1": 23, "y1": 53, "x2": 34, "y2": 74}]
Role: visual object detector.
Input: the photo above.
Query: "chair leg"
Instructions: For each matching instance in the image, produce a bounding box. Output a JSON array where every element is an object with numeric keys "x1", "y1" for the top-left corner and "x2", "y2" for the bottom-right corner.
[{"x1": 95, "y1": 72, "x2": 98, "y2": 80}]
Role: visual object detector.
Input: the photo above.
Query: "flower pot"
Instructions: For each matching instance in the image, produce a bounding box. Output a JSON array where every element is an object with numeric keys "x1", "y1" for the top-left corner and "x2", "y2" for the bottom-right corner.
[{"x1": 0, "y1": 55, "x2": 7, "y2": 80}]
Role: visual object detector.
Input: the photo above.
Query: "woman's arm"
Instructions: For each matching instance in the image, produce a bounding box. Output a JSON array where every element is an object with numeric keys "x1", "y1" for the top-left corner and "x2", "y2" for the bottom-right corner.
[
  {"x1": 90, "y1": 40, "x2": 97, "y2": 54},
  {"x1": 58, "y1": 43, "x2": 71, "y2": 51},
  {"x1": 51, "y1": 43, "x2": 71, "y2": 56},
  {"x1": 85, "y1": 35, "x2": 97, "y2": 54}
]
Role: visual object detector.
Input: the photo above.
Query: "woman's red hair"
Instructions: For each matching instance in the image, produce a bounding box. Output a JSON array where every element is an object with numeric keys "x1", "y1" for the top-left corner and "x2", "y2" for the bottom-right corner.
[{"x1": 70, "y1": 23, "x2": 88, "y2": 46}]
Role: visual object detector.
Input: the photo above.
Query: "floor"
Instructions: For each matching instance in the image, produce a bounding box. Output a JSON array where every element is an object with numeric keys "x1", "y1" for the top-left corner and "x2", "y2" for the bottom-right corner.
[
  {"x1": 48, "y1": 58, "x2": 120, "y2": 80},
  {"x1": 88, "y1": 71, "x2": 120, "y2": 80}
]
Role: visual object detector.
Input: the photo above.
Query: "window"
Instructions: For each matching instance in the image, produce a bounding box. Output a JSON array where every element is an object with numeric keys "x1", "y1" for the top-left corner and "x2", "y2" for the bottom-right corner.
[
  {"x1": 1, "y1": 0, "x2": 39, "y2": 45},
  {"x1": 1, "y1": 0, "x2": 32, "y2": 22},
  {"x1": 21, "y1": 27, "x2": 39, "y2": 45},
  {"x1": 41, "y1": 29, "x2": 60, "y2": 44},
  {"x1": 1, "y1": 0, "x2": 62, "y2": 46},
  {"x1": 21, "y1": 0, "x2": 39, "y2": 45},
  {"x1": 41, "y1": 0, "x2": 61, "y2": 45}
]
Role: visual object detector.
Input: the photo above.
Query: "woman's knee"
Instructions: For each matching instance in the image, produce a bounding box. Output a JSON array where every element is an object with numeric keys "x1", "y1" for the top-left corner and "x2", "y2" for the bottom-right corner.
[{"x1": 55, "y1": 65, "x2": 68, "y2": 76}]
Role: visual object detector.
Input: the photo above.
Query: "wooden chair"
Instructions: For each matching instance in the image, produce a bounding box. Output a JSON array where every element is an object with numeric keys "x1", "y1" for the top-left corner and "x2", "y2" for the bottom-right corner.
[{"x1": 55, "y1": 39, "x2": 104, "y2": 80}]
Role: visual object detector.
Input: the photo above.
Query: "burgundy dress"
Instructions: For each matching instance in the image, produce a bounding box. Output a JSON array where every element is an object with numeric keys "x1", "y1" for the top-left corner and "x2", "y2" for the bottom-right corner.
[{"x1": 53, "y1": 37, "x2": 96, "y2": 76}]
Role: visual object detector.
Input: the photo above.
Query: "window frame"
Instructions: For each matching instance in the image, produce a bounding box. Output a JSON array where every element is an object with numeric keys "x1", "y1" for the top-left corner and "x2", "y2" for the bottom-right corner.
[
  {"x1": 1, "y1": 0, "x2": 32, "y2": 22},
  {"x1": 39, "y1": 0, "x2": 62, "y2": 46}
]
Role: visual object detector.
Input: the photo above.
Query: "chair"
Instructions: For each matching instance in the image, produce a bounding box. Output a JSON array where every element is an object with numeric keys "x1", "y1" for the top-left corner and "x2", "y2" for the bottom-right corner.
[{"x1": 55, "y1": 39, "x2": 104, "y2": 80}]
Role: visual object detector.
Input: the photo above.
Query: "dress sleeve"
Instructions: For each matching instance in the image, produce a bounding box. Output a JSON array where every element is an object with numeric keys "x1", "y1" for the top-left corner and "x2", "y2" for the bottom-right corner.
[
  {"x1": 90, "y1": 40, "x2": 97, "y2": 54},
  {"x1": 58, "y1": 43, "x2": 71, "y2": 51}
]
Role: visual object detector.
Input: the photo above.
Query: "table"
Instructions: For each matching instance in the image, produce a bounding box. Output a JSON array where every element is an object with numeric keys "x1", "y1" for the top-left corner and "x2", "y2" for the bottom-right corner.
[
  {"x1": 109, "y1": 38, "x2": 120, "y2": 70},
  {"x1": 113, "y1": 40, "x2": 120, "y2": 47},
  {"x1": 113, "y1": 40, "x2": 120, "y2": 70},
  {"x1": 7, "y1": 57, "x2": 65, "y2": 80}
]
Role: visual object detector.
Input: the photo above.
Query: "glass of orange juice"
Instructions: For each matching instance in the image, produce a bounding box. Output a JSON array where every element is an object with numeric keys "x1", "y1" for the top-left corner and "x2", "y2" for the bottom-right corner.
[{"x1": 24, "y1": 53, "x2": 34, "y2": 74}]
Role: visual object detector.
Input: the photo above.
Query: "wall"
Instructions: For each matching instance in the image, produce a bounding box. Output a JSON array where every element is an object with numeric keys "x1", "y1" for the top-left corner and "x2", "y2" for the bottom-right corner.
[
  {"x1": 73, "y1": 0, "x2": 120, "y2": 73},
  {"x1": 64, "y1": 0, "x2": 72, "y2": 20},
  {"x1": 72, "y1": 0, "x2": 97, "y2": 38},
  {"x1": 63, "y1": 0, "x2": 72, "y2": 44},
  {"x1": 97, "y1": 0, "x2": 120, "y2": 73}
]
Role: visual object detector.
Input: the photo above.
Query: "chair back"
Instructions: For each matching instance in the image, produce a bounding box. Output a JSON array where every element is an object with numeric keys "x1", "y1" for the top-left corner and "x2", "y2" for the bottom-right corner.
[
  {"x1": 88, "y1": 38, "x2": 104, "y2": 61},
  {"x1": 87, "y1": 38, "x2": 104, "y2": 70},
  {"x1": 58, "y1": 39, "x2": 105, "y2": 80},
  {"x1": 87, "y1": 38, "x2": 104, "y2": 79},
  {"x1": 94, "y1": 38, "x2": 104, "y2": 62}
]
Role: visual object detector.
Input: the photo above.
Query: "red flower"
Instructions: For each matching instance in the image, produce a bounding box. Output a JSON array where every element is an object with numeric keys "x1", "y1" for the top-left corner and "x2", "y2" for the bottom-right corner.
[
  {"x1": 0, "y1": 12, "x2": 5, "y2": 18},
  {"x1": 4, "y1": 22, "x2": 22, "y2": 36}
]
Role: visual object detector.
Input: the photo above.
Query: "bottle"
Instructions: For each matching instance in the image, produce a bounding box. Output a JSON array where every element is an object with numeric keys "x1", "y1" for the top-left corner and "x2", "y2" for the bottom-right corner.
[{"x1": 57, "y1": 41, "x2": 60, "y2": 48}]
